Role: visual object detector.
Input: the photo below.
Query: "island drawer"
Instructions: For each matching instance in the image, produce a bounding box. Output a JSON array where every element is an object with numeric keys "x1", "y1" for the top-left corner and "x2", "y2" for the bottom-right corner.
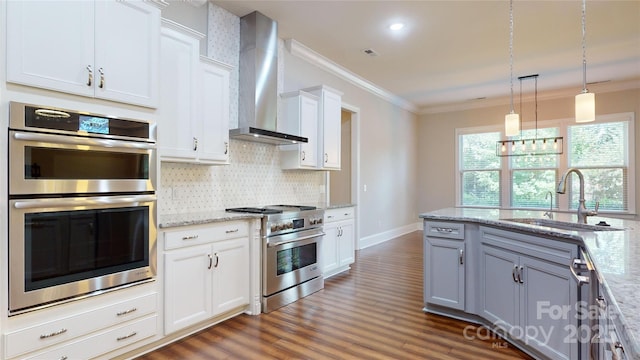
[{"x1": 424, "y1": 221, "x2": 465, "y2": 240}]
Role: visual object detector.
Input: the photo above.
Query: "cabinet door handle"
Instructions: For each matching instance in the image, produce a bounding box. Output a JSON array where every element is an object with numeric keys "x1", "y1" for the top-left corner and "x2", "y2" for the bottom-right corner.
[
  {"x1": 208, "y1": 254, "x2": 213, "y2": 269},
  {"x1": 569, "y1": 258, "x2": 590, "y2": 286},
  {"x1": 40, "y1": 328, "x2": 67, "y2": 339},
  {"x1": 116, "y1": 331, "x2": 137, "y2": 341},
  {"x1": 459, "y1": 249, "x2": 464, "y2": 265},
  {"x1": 224, "y1": 141, "x2": 229, "y2": 155},
  {"x1": 325, "y1": 153, "x2": 328, "y2": 163},
  {"x1": 214, "y1": 253, "x2": 219, "y2": 268},
  {"x1": 59, "y1": 356, "x2": 68, "y2": 360},
  {"x1": 116, "y1": 307, "x2": 137, "y2": 316},
  {"x1": 512, "y1": 265, "x2": 518, "y2": 283},
  {"x1": 86, "y1": 65, "x2": 93, "y2": 86},
  {"x1": 193, "y1": 137, "x2": 198, "y2": 151},
  {"x1": 301, "y1": 150, "x2": 306, "y2": 161},
  {"x1": 98, "y1": 67, "x2": 105, "y2": 88},
  {"x1": 518, "y1": 266, "x2": 524, "y2": 283}
]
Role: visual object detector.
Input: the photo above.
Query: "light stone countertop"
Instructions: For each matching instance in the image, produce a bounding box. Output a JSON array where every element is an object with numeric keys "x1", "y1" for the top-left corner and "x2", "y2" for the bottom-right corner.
[
  {"x1": 419, "y1": 207, "x2": 640, "y2": 360},
  {"x1": 158, "y1": 204, "x2": 356, "y2": 229}
]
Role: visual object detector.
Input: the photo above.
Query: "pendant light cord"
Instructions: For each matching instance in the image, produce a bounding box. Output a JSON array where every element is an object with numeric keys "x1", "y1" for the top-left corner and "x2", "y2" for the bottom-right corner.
[
  {"x1": 509, "y1": 0, "x2": 515, "y2": 112},
  {"x1": 581, "y1": 0, "x2": 588, "y2": 93}
]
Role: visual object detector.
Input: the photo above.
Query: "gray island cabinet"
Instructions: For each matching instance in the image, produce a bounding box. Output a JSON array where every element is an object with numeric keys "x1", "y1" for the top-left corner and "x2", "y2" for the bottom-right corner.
[{"x1": 421, "y1": 208, "x2": 640, "y2": 360}]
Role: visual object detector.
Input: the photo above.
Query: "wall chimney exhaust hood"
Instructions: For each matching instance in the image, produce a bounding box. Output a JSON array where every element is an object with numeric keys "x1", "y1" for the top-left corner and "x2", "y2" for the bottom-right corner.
[{"x1": 230, "y1": 11, "x2": 307, "y2": 145}]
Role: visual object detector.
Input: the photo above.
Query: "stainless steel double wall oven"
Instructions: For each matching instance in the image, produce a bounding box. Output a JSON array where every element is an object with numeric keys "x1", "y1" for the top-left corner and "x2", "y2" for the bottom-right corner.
[{"x1": 8, "y1": 102, "x2": 157, "y2": 313}]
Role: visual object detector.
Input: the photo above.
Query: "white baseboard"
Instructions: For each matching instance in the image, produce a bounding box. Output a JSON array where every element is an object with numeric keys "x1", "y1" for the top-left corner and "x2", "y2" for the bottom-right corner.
[{"x1": 358, "y1": 222, "x2": 422, "y2": 250}]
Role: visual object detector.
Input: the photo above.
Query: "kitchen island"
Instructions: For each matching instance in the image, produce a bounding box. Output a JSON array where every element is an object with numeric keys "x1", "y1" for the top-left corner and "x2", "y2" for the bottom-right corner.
[{"x1": 420, "y1": 208, "x2": 639, "y2": 360}]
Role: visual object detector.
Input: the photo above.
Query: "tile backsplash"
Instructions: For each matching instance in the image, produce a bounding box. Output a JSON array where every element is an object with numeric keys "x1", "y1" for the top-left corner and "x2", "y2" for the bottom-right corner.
[{"x1": 159, "y1": 141, "x2": 326, "y2": 215}]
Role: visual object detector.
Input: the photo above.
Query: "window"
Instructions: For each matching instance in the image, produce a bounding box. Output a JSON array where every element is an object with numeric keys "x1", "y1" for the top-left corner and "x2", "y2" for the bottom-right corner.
[{"x1": 456, "y1": 113, "x2": 635, "y2": 214}]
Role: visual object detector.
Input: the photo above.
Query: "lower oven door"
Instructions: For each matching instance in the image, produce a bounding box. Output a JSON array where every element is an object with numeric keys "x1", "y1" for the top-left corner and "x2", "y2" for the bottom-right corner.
[
  {"x1": 8, "y1": 194, "x2": 157, "y2": 313},
  {"x1": 264, "y1": 228, "x2": 324, "y2": 297}
]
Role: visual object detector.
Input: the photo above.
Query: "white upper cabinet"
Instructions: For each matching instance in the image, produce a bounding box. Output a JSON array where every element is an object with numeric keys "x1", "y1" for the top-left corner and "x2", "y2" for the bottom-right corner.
[
  {"x1": 279, "y1": 91, "x2": 319, "y2": 169},
  {"x1": 6, "y1": 0, "x2": 161, "y2": 108},
  {"x1": 158, "y1": 21, "x2": 232, "y2": 165},
  {"x1": 197, "y1": 57, "x2": 231, "y2": 164},
  {"x1": 303, "y1": 85, "x2": 343, "y2": 170}
]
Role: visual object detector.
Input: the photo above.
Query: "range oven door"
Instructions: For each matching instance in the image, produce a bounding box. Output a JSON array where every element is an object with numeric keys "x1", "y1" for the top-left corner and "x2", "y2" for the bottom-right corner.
[
  {"x1": 8, "y1": 194, "x2": 157, "y2": 313},
  {"x1": 9, "y1": 130, "x2": 155, "y2": 195},
  {"x1": 263, "y1": 228, "x2": 324, "y2": 297}
]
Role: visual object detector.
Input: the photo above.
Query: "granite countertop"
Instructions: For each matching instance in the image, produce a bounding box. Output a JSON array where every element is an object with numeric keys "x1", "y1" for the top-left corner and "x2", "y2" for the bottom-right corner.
[
  {"x1": 420, "y1": 207, "x2": 640, "y2": 359},
  {"x1": 158, "y1": 203, "x2": 356, "y2": 229},
  {"x1": 158, "y1": 211, "x2": 262, "y2": 228}
]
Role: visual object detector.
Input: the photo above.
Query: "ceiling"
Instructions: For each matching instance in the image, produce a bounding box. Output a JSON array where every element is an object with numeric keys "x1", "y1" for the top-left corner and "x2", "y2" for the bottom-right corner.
[{"x1": 211, "y1": 1, "x2": 640, "y2": 113}]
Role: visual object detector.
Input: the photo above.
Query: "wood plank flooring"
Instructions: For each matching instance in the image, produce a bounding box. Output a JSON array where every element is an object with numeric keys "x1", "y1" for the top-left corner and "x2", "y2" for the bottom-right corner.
[{"x1": 136, "y1": 231, "x2": 533, "y2": 360}]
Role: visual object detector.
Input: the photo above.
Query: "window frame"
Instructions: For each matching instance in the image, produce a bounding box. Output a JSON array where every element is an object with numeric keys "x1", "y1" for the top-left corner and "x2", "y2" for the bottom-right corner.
[{"x1": 455, "y1": 112, "x2": 636, "y2": 215}]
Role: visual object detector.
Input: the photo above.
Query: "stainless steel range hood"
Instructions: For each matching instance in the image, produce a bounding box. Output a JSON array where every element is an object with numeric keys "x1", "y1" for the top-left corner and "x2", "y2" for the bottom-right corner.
[{"x1": 230, "y1": 11, "x2": 307, "y2": 145}]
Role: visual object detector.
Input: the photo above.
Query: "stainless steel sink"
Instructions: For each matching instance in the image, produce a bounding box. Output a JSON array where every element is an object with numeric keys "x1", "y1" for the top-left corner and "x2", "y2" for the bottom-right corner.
[{"x1": 500, "y1": 218, "x2": 623, "y2": 231}]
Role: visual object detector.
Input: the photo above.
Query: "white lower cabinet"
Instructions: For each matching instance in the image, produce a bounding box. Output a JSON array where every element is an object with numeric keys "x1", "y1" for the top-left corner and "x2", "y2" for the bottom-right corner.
[
  {"x1": 322, "y1": 207, "x2": 355, "y2": 278},
  {"x1": 163, "y1": 222, "x2": 250, "y2": 335},
  {"x1": 4, "y1": 292, "x2": 157, "y2": 359},
  {"x1": 424, "y1": 221, "x2": 465, "y2": 310},
  {"x1": 480, "y1": 226, "x2": 579, "y2": 360}
]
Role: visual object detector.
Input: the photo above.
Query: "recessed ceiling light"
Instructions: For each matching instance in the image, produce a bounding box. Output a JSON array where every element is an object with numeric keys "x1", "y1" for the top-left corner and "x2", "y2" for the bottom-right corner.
[{"x1": 389, "y1": 23, "x2": 405, "y2": 31}]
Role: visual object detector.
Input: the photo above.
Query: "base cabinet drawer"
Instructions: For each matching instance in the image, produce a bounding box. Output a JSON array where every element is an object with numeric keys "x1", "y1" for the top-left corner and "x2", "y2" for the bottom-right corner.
[
  {"x1": 21, "y1": 315, "x2": 158, "y2": 360},
  {"x1": 5, "y1": 293, "x2": 157, "y2": 359}
]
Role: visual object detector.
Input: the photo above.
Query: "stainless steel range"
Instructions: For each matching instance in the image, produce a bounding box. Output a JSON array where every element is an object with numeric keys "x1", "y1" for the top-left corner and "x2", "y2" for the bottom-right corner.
[{"x1": 226, "y1": 205, "x2": 324, "y2": 312}]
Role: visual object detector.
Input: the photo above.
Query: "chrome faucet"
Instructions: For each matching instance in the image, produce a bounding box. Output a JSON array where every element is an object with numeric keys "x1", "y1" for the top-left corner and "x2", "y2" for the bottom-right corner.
[
  {"x1": 543, "y1": 191, "x2": 554, "y2": 219},
  {"x1": 556, "y1": 168, "x2": 599, "y2": 224}
]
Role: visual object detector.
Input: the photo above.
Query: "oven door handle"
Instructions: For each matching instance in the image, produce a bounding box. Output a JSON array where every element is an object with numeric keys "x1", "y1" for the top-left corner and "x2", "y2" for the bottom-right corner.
[
  {"x1": 13, "y1": 195, "x2": 157, "y2": 209},
  {"x1": 13, "y1": 131, "x2": 156, "y2": 150},
  {"x1": 267, "y1": 232, "x2": 326, "y2": 248}
]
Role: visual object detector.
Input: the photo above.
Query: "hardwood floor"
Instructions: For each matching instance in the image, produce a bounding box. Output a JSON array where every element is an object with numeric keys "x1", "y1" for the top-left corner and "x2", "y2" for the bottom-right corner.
[{"x1": 136, "y1": 231, "x2": 533, "y2": 360}]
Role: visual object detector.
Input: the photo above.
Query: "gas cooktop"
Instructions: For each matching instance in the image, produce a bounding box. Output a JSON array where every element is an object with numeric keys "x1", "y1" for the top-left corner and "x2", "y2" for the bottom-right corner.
[{"x1": 225, "y1": 205, "x2": 317, "y2": 214}]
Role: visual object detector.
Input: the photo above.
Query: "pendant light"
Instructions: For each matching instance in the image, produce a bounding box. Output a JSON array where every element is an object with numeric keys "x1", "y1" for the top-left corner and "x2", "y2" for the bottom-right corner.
[
  {"x1": 575, "y1": 0, "x2": 595, "y2": 122},
  {"x1": 504, "y1": 0, "x2": 520, "y2": 136}
]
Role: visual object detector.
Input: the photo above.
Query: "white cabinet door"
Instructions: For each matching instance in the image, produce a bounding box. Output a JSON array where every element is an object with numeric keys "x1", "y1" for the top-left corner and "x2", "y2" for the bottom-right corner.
[
  {"x1": 279, "y1": 91, "x2": 319, "y2": 169},
  {"x1": 7, "y1": 0, "x2": 159, "y2": 108},
  {"x1": 158, "y1": 25, "x2": 200, "y2": 162},
  {"x1": 424, "y1": 237, "x2": 465, "y2": 310},
  {"x1": 299, "y1": 93, "x2": 320, "y2": 168},
  {"x1": 197, "y1": 57, "x2": 231, "y2": 164},
  {"x1": 164, "y1": 244, "x2": 213, "y2": 334},
  {"x1": 6, "y1": 1, "x2": 95, "y2": 97},
  {"x1": 304, "y1": 85, "x2": 343, "y2": 170},
  {"x1": 337, "y1": 221, "x2": 355, "y2": 268},
  {"x1": 94, "y1": 0, "x2": 160, "y2": 107},
  {"x1": 211, "y1": 237, "x2": 250, "y2": 315},
  {"x1": 480, "y1": 245, "x2": 520, "y2": 332},
  {"x1": 321, "y1": 89, "x2": 342, "y2": 169},
  {"x1": 321, "y1": 223, "x2": 339, "y2": 275}
]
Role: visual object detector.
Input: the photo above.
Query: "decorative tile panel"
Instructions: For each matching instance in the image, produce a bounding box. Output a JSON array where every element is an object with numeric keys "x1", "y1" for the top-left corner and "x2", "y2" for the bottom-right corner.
[{"x1": 159, "y1": 141, "x2": 325, "y2": 215}]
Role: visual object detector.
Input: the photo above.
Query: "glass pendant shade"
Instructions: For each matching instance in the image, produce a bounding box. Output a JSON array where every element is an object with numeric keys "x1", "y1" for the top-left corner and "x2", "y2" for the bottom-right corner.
[
  {"x1": 505, "y1": 112, "x2": 520, "y2": 136},
  {"x1": 575, "y1": 91, "x2": 595, "y2": 122}
]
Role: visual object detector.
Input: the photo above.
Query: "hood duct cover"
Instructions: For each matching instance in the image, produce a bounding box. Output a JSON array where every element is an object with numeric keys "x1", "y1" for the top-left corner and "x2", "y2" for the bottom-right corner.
[{"x1": 230, "y1": 11, "x2": 307, "y2": 145}]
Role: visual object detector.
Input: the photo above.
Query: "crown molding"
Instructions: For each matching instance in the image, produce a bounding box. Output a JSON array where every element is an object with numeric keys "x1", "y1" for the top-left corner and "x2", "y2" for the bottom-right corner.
[
  {"x1": 420, "y1": 77, "x2": 640, "y2": 115},
  {"x1": 285, "y1": 39, "x2": 419, "y2": 114}
]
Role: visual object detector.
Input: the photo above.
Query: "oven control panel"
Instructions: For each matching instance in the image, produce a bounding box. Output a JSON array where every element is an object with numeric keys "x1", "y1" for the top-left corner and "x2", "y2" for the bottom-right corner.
[{"x1": 265, "y1": 210, "x2": 325, "y2": 236}]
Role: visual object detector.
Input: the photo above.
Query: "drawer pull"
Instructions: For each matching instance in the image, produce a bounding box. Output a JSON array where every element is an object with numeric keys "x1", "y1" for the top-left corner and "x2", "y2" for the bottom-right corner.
[
  {"x1": 434, "y1": 227, "x2": 454, "y2": 233},
  {"x1": 116, "y1": 307, "x2": 137, "y2": 316},
  {"x1": 182, "y1": 235, "x2": 199, "y2": 241},
  {"x1": 225, "y1": 229, "x2": 239, "y2": 234},
  {"x1": 40, "y1": 328, "x2": 67, "y2": 339},
  {"x1": 117, "y1": 331, "x2": 138, "y2": 341},
  {"x1": 59, "y1": 356, "x2": 68, "y2": 360}
]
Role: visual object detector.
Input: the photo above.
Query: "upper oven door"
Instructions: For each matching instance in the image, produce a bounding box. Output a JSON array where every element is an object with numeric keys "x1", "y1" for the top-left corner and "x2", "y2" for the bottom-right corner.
[{"x1": 9, "y1": 130, "x2": 155, "y2": 195}]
